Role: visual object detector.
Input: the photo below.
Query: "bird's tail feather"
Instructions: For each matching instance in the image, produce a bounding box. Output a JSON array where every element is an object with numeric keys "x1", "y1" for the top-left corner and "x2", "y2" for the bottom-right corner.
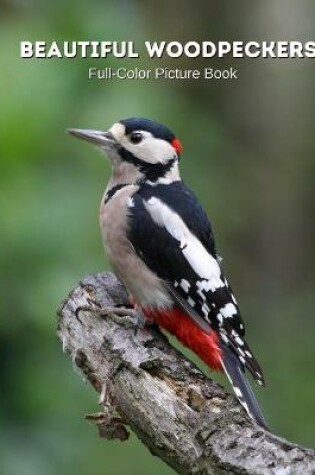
[{"x1": 220, "y1": 345, "x2": 268, "y2": 430}]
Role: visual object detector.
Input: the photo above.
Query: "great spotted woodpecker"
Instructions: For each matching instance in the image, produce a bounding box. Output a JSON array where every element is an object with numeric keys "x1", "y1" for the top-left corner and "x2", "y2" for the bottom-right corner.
[{"x1": 68, "y1": 117, "x2": 267, "y2": 428}]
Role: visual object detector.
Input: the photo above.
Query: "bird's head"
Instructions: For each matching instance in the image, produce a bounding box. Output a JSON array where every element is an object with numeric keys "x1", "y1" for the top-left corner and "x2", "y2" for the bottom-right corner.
[{"x1": 67, "y1": 117, "x2": 183, "y2": 183}]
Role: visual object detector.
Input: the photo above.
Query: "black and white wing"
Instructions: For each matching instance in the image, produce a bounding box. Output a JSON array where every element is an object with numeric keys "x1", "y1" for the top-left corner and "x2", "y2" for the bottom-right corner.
[{"x1": 127, "y1": 182, "x2": 264, "y2": 387}]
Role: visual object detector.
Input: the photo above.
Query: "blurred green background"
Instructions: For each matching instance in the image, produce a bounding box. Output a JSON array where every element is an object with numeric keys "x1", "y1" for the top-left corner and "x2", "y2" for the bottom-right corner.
[{"x1": 1, "y1": 1, "x2": 315, "y2": 474}]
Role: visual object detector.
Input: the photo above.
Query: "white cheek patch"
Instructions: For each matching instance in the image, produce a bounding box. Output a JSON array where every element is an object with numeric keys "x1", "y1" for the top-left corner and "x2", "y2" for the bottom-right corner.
[{"x1": 122, "y1": 135, "x2": 176, "y2": 164}]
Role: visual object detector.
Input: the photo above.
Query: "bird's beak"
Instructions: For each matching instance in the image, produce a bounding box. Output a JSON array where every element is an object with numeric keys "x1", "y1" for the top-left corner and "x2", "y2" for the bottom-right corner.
[{"x1": 67, "y1": 128, "x2": 117, "y2": 149}]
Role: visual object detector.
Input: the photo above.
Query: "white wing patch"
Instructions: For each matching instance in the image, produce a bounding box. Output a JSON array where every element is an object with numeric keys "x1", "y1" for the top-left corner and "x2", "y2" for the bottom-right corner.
[
  {"x1": 187, "y1": 296, "x2": 196, "y2": 307},
  {"x1": 144, "y1": 197, "x2": 225, "y2": 290},
  {"x1": 180, "y1": 278, "x2": 190, "y2": 293},
  {"x1": 201, "y1": 302, "x2": 210, "y2": 317},
  {"x1": 220, "y1": 303, "x2": 237, "y2": 319}
]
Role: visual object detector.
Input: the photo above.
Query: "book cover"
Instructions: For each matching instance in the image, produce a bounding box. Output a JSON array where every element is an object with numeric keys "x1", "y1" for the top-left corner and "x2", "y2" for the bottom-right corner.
[{"x1": 1, "y1": 2, "x2": 314, "y2": 474}]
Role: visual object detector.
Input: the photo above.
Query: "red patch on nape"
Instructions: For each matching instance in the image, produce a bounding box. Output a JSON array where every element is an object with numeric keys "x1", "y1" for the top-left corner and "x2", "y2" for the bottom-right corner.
[{"x1": 171, "y1": 138, "x2": 183, "y2": 154}]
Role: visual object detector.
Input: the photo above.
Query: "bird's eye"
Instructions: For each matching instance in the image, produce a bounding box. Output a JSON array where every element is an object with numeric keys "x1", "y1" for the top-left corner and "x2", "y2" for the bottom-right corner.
[{"x1": 129, "y1": 132, "x2": 143, "y2": 144}]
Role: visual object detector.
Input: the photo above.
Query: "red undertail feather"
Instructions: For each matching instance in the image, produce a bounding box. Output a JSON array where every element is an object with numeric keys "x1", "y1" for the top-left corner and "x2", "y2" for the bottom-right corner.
[{"x1": 143, "y1": 306, "x2": 223, "y2": 371}]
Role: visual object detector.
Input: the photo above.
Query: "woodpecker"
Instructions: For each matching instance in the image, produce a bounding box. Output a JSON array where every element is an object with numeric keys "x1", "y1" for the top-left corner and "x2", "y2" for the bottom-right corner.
[{"x1": 68, "y1": 117, "x2": 267, "y2": 428}]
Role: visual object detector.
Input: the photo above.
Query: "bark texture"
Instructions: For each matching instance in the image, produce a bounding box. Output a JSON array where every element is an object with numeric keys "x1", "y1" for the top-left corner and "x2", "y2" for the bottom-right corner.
[{"x1": 57, "y1": 272, "x2": 315, "y2": 475}]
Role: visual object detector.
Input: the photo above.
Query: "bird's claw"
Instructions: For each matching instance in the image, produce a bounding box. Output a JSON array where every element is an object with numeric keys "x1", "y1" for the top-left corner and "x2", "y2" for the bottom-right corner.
[
  {"x1": 76, "y1": 299, "x2": 155, "y2": 334},
  {"x1": 76, "y1": 301, "x2": 137, "y2": 329}
]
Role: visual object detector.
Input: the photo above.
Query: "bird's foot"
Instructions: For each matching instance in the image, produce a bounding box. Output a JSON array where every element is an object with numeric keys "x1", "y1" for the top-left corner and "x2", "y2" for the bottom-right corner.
[
  {"x1": 99, "y1": 306, "x2": 137, "y2": 329},
  {"x1": 104, "y1": 306, "x2": 153, "y2": 333},
  {"x1": 76, "y1": 300, "x2": 138, "y2": 329}
]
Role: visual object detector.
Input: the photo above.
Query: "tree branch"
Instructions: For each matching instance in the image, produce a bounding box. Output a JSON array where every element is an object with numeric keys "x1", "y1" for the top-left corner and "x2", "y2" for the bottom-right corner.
[{"x1": 57, "y1": 272, "x2": 315, "y2": 475}]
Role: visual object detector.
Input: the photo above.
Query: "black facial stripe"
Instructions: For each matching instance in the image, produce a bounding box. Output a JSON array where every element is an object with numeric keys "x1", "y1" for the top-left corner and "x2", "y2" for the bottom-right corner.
[
  {"x1": 119, "y1": 146, "x2": 177, "y2": 182},
  {"x1": 104, "y1": 184, "x2": 128, "y2": 204}
]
